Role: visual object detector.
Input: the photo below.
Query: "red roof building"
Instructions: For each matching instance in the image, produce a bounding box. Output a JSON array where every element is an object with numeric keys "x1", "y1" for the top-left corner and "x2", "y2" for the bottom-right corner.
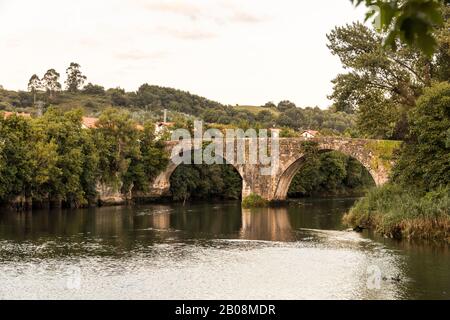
[
  {"x1": 301, "y1": 130, "x2": 319, "y2": 138},
  {"x1": 81, "y1": 116, "x2": 144, "y2": 131},
  {"x1": 81, "y1": 117, "x2": 99, "y2": 129},
  {"x1": 2, "y1": 111, "x2": 32, "y2": 119}
]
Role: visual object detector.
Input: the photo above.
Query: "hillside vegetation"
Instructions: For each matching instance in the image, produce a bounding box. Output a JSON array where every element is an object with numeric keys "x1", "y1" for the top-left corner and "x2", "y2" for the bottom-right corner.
[
  {"x1": 233, "y1": 105, "x2": 280, "y2": 116},
  {"x1": 0, "y1": 74, "x2": 356, "y2": 136}
]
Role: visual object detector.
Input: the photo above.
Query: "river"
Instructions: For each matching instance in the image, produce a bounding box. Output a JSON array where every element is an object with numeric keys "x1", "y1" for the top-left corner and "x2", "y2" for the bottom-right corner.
[{"x1": 0, "y1": 198, "x2": 449, "y2": 300}]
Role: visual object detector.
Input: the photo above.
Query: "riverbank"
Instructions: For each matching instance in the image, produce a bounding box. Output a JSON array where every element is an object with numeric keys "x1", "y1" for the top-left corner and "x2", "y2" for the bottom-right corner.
[{"x1": 343, "y1": 184, "x2": 450, "y2": 242}]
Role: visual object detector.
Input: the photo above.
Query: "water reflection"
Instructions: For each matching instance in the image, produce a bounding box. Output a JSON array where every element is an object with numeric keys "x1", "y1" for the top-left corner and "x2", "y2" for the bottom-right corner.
[
  {"x1": 240, "y1": 208, "x2": 295, "y2": 241},
  {"x1": 0, "y1": 199, "x2": 359, "y2": 242},
  {"x1": 0, "y1": 199, "x2": 449, "y2": 299}
]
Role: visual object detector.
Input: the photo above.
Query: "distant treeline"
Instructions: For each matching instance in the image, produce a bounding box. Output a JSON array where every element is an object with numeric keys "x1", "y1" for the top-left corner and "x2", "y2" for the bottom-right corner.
[{"x1": 0, "y1": 83, "x2": 356, "y2": 137}]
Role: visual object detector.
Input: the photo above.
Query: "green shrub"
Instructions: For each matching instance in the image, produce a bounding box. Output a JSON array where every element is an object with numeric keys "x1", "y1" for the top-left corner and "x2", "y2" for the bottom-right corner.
[
  {"x1": 344, "y1": 184, "x2": 450, "y2": 241},
  {"x1": 242, "y1": 194, "x2": 268, "y2": 208},
  {"x1": 84, "y1": 101, "x2": 97, "y2": 109}
]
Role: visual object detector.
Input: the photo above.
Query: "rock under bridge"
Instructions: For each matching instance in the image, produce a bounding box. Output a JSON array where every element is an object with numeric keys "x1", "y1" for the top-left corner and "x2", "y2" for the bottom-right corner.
[{"x1": 145, "y1": 137, "x2": 400, "y2": 202}]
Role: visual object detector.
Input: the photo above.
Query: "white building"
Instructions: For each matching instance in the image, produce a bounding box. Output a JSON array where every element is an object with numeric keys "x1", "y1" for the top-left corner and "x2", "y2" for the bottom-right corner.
[
  {"x1": 301, "y1": 130, "x2": 319, "y2": 139},
  {"x1": 154, "y1": 121, "x2": 175, "y2": 136}
]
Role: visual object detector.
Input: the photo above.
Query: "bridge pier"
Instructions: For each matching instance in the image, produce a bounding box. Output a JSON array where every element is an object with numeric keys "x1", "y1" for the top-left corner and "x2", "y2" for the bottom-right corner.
[{"x1": 239, "y1": 166, "x2": 280, "y2": 201}]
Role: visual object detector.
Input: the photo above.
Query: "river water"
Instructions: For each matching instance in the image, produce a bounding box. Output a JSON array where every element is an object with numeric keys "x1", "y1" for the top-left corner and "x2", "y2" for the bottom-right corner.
[{"x1": 0, "y1": 198, "x2": 449, "y2": 300}]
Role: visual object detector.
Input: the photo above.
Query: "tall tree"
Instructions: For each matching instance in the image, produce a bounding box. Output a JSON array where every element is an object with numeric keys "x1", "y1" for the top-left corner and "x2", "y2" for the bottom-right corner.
[
  {"x1": 65, "y1": 62, "x2": 87, "y2": 93},
  {"x1": 123, "y1": 122, "x2": 168, "y2": 193},
  {"x1": 32, "y1": 108, "x2": 91, "y2": 206},
  {"x1": 327, "y1": 21, "x2": 448, "y2": 139},
  {"x1": 42, "y1": 69, "x2": 61, "y2": 99},
  {"x1": 27, "y1": 74, "x2": 41, "y2": 105},
  {"x1": 93, "y1": 108, "x2": 141, "y2": 192}
]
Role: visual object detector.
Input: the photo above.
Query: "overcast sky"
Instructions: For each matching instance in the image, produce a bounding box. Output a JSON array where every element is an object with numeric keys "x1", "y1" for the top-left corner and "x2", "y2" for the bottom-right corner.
[{"x1": 0, "y1": 0, "x2": 366, "y2": 108}]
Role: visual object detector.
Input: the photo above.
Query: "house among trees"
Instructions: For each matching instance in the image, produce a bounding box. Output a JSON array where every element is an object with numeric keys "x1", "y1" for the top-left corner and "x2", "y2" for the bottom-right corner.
[
  {"x1": 81, "y1": 117, "x2": 99, "y2": 129},
  {"x1": 301, "y1": 130, "x2": 319, "y2": 139},
  {"x1": 81, "y1": 116, "x2": 144, "y2": 131},
  {"x1": 155, "y1": 109, "x2": 175, "y2": 136},
  {"x1": 155, "y1": 121, "x2": 175, "y2": 136},
  {"x1": 2, "y1": 111, "x2": 32, "y2": 119}
]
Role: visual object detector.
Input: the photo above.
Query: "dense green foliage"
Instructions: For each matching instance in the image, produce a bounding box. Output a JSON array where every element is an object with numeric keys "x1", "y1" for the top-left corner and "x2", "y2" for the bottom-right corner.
[
  {"x1": 0, "y1": 108, "x2": 167, "y2": 208},
  {"x1": 32, "y1": 108, "x2": 98, "y2": 205},
  {"x1": 344, "y1": 185, "x2": 450, "y2": 241},
  {"x1": 392, "y1": 82, "x2": 450, "y2": 189},
  {"x1": 288, "y1": 151, "x2": 375, "y2": 197},
  {"x1": 287, "y1": 141, "x2": 375, "y2": 197},
  {"x1": 170, "y1": 163, "x2": 242, "y2": 204}
]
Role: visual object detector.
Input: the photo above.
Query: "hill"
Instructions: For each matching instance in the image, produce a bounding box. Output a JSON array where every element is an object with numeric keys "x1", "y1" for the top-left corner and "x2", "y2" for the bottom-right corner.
[
  {"x1": 0, "y1": 84, "x2": 356, "y2": 135},
  {"x1": 233, "y1": 105, "x2": 280, "y2": 116}
]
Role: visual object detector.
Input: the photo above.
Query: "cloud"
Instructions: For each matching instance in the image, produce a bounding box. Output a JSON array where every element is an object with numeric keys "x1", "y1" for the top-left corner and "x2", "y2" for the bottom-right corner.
[
  {"x1": 218, "y1": 1, "x2": 267, "y2": 24},
  {"x1": 79, "y1": 38, "x2": 101, "y2": 48},
  {"x1": 132, "y1": 0, "x2": 266, "y2": 25},
  {"x1": 155, "y1": 26, "x2": 217, "y2": 40},
  {"x1": 114, "y1": 50, "x2": 169, "y2": 61},
  {"x1": 228, "y1": 10, "x2": 266, "y2": 24},
  {"x1": 132, "y1": 0, "x2": 202, "y2": 20},
  {"x1": 4, "y1": 37, "x2": 21, "y2": 48}
]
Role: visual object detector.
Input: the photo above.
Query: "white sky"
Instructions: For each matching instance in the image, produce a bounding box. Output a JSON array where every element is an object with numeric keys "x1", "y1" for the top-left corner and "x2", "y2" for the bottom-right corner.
[{"x1": 0, "y1": 0, "x2": 366, "y2": 108}]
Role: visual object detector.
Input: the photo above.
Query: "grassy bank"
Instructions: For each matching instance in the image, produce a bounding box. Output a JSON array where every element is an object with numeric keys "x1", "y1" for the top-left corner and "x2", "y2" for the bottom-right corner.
[{"x1": 343, "y1": 184, "x2": 450, "y2": 242}]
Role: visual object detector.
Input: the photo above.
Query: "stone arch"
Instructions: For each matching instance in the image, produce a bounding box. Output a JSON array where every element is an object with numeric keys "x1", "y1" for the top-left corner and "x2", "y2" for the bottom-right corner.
[
  {"x1": 149, "y1": 148, "x2": 244, "y2": 198},
  {"x1": 273, "y1": 149, "x2": 378, "y2": 201}
]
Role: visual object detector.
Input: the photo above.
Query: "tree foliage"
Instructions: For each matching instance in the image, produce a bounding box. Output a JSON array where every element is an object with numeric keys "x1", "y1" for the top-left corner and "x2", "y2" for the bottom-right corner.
[
  {"x1": 393, "y1": 82, "x2": 450, "y2": 190},
  {"x1": 353, "y1": 0, "x2": 448, "y2": 55},
  {"x1": 82, "y1": 83, "x2": 105, "y2": 95},
  {"x1": 27, "y1": 74, "x2": 41, "y2": 104},
  {"x1": 42, "y1": 69, "x2": 61, "y2": 98},
  {"x1": 327, "y1": 16, "x2": 449, "y2": 139},
  {"x1": 65, "y1": 62, "x2": 87, "y2": 93},
  {"x1": 288, "y1": 143, "x2": 375, "y2": 197},
  {"x1": 0, "y1": 108, "x2": 168, "y2": 207},
  {"x1": 170, "y1": 164, "x2": 242, "y2": 203}
]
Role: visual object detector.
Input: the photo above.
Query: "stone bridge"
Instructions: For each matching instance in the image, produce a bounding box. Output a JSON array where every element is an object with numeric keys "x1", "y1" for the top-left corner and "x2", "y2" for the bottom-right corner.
[{"x1": 147, "y1": 137, "x2": 400, "y2": 202}]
